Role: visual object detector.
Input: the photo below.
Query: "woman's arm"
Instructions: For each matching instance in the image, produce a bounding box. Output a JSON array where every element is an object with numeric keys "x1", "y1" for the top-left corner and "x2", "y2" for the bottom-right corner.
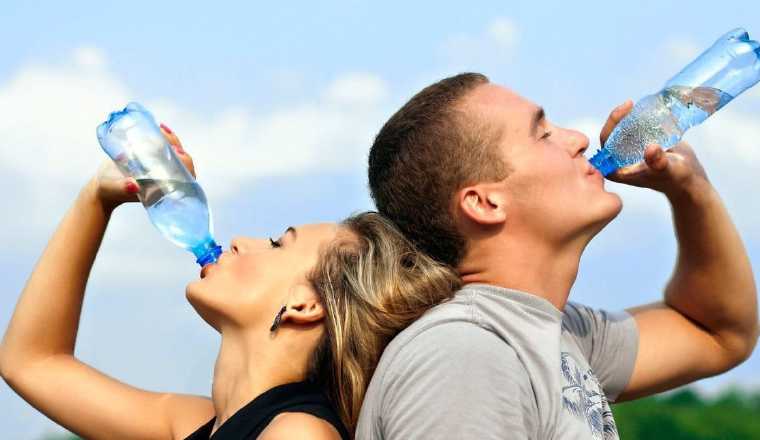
[{"x1": 0, "y1": 133, "x2": 214, "y2": 440}]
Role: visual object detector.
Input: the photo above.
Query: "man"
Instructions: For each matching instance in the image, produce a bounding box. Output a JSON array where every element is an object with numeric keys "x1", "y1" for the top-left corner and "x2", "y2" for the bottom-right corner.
[{"x1": 356, "y1": 73, "x2": 758, "y2": 439}]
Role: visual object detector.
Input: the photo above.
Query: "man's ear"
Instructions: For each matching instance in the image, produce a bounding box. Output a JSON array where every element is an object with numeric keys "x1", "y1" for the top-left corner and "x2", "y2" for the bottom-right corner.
[
  {"x1": 457, "y1": 182, "x2": 508, "y2": 225},
  {"x1": 281, "y1": 285, "x2": 325, "y2": 326}
]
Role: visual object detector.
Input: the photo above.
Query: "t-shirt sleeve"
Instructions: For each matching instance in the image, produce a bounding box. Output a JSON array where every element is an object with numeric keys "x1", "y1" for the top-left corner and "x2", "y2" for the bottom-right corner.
[
  {"x1": 563, "y1": 302, "x2": 639, "y2": 402},
  {"x1": 378, "y1": 322, "x2": 536, "y2": 439}
]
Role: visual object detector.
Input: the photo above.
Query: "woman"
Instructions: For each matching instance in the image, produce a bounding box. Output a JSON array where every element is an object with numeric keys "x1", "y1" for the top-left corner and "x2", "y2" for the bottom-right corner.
[{"x1": 0, "y1": 127, "x2": 460, "y2": 439}]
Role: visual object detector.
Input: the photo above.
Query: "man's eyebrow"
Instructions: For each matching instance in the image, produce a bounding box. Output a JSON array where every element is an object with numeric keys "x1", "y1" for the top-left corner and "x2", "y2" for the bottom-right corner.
[{"x1": 530, "y1": 107, "x2": 545, "y2": 137}]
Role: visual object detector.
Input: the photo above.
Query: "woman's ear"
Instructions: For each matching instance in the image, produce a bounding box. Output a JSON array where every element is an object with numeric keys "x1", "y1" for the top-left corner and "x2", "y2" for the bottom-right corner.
[
  {"x1": 457, "y1": 182, "x2": 508, "y2": 225},
  {"x1": 281, "y1": 285, "x2": 325, "y2": 326}
]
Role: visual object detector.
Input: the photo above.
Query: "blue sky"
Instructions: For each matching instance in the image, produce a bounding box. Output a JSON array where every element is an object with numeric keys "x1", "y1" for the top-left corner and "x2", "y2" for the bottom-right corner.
[{"x1": 1, "y1": 1, "x2": 759, "y2": 438}]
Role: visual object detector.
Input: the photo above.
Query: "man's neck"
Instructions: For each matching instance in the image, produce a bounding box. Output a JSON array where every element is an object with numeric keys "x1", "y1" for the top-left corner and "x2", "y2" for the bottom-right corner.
[
  {"x1": 459, "y1": 235, "x2": 586, "y2": 311},
  {"x1": 210, "y1": 328, "x2": 306, "y2": 436}
]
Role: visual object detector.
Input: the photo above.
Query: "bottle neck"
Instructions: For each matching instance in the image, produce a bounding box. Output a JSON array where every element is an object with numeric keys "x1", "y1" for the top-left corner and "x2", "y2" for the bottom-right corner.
[{"x1": 194, "y1": 241, "x2": 223, "y2": 267}]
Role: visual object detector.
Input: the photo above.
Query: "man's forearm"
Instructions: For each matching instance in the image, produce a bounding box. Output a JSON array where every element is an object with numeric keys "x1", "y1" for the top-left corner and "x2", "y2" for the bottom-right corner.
[{"x1": 665, "y1": 179, "x2": 759, "y2": 362}]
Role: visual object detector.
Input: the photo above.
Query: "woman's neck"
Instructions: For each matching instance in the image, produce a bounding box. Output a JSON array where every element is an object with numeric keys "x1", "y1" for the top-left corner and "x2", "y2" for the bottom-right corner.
[{"x1": 209, "y1": 328, "x2": 306, "y2": 435}]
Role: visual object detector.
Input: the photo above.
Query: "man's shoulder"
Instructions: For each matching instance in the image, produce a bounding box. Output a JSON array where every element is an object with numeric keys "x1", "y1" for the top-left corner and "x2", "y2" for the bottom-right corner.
[
  {"x1": 562, "y1": 301, "x2": 635, "y2": 341},
  {"x1": 562, "y1": 301, "x2": 594, "y2": 333},
  {"x1": 375, "y1": 293, "x2": 525, "y2": 378}
]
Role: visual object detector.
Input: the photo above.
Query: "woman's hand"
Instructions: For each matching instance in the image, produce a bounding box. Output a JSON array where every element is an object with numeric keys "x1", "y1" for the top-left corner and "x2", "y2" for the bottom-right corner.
[
  {"x1": 0, "y1": 122, "x2": 214, "y2": 440},
  {"x1": 91, "y1": 124, "x2": 197, "y2": 212}
]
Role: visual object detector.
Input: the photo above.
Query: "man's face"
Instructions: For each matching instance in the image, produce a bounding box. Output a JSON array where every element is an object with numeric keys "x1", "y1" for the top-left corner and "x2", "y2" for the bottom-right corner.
[{"x1": 463, "y1": 83, "x2": 622, "y2": 244}]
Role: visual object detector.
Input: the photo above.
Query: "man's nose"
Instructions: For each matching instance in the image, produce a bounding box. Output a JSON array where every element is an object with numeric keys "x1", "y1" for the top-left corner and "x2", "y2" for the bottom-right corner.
[{"x1": 566, "y1": 129, "x2": 590, "y2": 157}]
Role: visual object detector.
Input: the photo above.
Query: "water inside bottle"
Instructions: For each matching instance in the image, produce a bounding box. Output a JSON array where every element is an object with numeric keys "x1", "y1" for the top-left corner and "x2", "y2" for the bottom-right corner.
[
  {"x1": 664, "y1": 85, "x2": 733, "y2": 129},
  {"x1": 136, "y1": 178, "x2": 214, "y2": 252},
  {"x1": 603, "y1": 86, "x2": 733, "y2": 168}
]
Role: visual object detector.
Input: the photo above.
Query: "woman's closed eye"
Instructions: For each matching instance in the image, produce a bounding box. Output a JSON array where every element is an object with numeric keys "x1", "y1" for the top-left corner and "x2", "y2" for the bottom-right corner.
[{"x1": 269, "y1": 237, "x2": 282, "y2": 248}]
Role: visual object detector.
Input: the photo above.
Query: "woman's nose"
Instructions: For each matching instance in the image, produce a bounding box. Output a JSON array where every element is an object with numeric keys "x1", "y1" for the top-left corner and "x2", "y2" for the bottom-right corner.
[
  {"x1": 230, "y1": 237, "x2": 246, "y2": 254},
  {"x1": 230, "y1": 236, "x2": 269, "y2": 254}
]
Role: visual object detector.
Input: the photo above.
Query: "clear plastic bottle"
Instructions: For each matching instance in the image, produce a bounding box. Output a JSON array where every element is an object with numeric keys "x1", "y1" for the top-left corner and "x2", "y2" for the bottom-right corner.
[
  {"x1": 96, "y1": 102, "x2": 222, "y2": 267},
  {"x1": 590, "y1": 28, "x2": 760, "y2": 176}
]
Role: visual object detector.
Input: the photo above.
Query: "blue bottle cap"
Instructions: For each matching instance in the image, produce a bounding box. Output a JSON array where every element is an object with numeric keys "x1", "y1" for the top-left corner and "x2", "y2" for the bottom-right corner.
[
  {"x1": 589, "y1": 148, "x2": 619, "y2": 177},
  {"x1": 196, "y1": 244, "x2": 223, "y2": 267}
]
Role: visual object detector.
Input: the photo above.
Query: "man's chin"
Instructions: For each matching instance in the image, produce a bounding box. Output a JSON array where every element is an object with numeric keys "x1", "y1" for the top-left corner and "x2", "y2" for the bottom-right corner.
[
  {"x1": 607, "y1": 191, "x2": 624, "y2": 218},
  {"x1": 585, "y1": 192, "x2": 623, "y2": 238}
]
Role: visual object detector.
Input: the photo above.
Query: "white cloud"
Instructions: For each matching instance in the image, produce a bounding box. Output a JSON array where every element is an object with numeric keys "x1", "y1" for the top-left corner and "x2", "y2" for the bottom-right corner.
[
  {"x1": 487, "y1": 18, "x2": 519, "y2": 49},
  {"x1": 439, "y1": 17, "x2": 519, "y2": 66},
  {"x1": 73, "y1": 46, "x2": 107, "y2": 69},
  {"x1": 0, "y1": 56, "x2": 129, "y2": 182},
  {"x1": 661, "y1": 37, "x2": 701, "y2": 69},
  {"x1": 142, "y1": 79, "x2": 388, "y2": 203},
  {"x1": 323, "y1": 72, "x2": 389, "y2": 106},
  {"x1": 0, "y1": 46, "x2": 390, "y2": 253},
  {"x1": 486, "y1": 17, "x2": 519, "y2": 48}
]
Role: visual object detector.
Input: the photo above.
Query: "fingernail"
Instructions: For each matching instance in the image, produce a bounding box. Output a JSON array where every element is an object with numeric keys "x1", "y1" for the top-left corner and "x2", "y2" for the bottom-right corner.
[
  {"x1": 173, "y1": 144, "x2": 187, "y2": 155},
  {"x1": 126, "y1": 181, "x2": 139, "y2": 193},
  {"x1": 160, "y1": 123, "x2": 173, "y2": 135}
]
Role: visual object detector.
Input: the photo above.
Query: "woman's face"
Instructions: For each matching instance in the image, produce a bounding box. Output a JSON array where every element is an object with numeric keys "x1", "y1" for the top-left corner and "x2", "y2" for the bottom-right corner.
[{"x1": 186, "y1": 223, "x2": 340, "y2": 332}]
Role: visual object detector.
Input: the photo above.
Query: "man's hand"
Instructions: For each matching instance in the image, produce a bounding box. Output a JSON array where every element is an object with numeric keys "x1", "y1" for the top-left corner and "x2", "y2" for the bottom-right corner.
[
  {"x1": 598, "y1": 100, "x2": 758, "y2": 401},
  {"x1": 598, "y1": 100, "x2": 710, "y2": 200}
]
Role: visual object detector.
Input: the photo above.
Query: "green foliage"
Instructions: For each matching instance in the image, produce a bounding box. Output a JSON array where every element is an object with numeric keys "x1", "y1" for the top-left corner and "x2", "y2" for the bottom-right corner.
[
  {"x1": 39, "y1": 434, "x2": 80, "y2": 440},
  {"x1": 36, "y1": 387, "x2": 760, "y2": 440},
  {"x1": 613, "y1": 387, "x2": 760, "y2": 440}
]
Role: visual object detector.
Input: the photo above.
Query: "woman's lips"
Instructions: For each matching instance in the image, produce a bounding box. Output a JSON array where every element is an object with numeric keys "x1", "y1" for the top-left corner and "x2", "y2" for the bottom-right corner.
[
  {"x1": 201, "y1": 253, "x2": 229, "y2": 278},
  {"x1": 200, "y1": 263, "x2": 215, "y2": 279}
]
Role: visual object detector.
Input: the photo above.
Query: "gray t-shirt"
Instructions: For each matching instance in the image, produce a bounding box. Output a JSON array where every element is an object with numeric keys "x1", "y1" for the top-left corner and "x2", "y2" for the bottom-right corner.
[{"x1": 355, "y1": 283, "x2": 639, "y2": 440}]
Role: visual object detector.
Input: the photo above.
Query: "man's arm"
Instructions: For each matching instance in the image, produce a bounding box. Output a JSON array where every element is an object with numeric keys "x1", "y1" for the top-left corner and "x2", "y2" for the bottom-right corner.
[
  {"x1": 598, "y1": 103, "x2": 758, "y2": 401},
  {"x1": 619, "y1": 177, "x2": 758, "y2": 400}
]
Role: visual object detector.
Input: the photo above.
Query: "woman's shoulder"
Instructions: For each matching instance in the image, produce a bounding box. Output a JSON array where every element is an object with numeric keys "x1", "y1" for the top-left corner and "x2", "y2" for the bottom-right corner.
[{"x1": 258, "y1": 412, "x2": 343, "y2": 440}]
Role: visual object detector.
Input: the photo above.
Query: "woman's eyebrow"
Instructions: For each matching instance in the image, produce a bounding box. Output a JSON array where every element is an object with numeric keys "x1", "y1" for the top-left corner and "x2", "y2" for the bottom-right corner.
[{"x1": 284, "y1": 226, "x2": 297, "y2": 241}]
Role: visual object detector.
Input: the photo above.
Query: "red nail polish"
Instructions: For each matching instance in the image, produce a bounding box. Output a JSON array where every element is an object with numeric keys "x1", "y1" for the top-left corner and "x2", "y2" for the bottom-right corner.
[
  {"x1": 160, "y1": 123, "x2": 173, "y2": 135},
  {"x1": 126, "y1": 181, "x2": 139, "y2": 193},
  {"x1": 173, "y1": 144, "x2": 186, "y2": 155}
]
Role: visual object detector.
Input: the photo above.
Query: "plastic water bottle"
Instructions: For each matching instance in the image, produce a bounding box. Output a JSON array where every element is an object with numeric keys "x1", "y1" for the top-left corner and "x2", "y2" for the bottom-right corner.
[
  {"x1": 590, "y1": 28, "x2": 760, "y2": 176},
  {"x1": 96, "y1": 102, "x2": 222, "y2": 267}
]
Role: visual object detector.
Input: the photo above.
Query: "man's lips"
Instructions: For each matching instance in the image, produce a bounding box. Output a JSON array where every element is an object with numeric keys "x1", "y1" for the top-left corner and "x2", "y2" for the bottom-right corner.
[{"x1": 585, "y1": 163, "x2": 604, "y2": 183}]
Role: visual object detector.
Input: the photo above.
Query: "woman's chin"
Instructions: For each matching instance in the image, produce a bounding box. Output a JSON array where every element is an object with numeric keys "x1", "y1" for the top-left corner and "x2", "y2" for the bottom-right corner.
[
  {"x1": 185, "y1": 283, "x2": 215, "y2": 322},
  {"x1": 185, "y1": 280, "x2": 202, "y2": 304}
]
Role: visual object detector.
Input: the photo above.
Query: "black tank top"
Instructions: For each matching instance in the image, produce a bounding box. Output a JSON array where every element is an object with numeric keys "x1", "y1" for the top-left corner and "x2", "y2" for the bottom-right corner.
[{"x1": 183, "y1": 381, "x2": 350, "y2": 440}]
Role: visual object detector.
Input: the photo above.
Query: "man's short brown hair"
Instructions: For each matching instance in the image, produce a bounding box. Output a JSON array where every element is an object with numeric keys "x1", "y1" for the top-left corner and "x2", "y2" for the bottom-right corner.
[{"x1": 368, "y1": 73, "x2": 508, "y2": 267}]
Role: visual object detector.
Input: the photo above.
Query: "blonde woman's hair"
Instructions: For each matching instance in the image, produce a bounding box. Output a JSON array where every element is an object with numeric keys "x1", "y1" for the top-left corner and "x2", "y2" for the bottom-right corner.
[{"x1": 306, "y1": 211, "x2": 461, "y2": 433}]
